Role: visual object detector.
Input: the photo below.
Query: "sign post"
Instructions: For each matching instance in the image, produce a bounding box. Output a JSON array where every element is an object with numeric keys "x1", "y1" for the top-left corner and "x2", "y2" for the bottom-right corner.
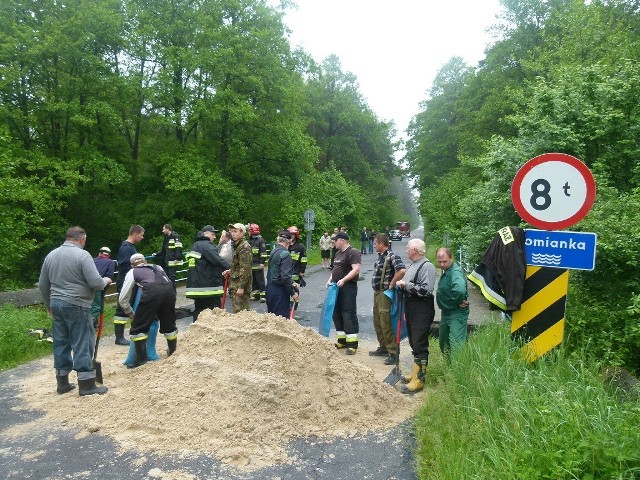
[
  {"x1": 303, "y1": 209, "x2": 315, "y2": 252},
  {"x1": 510, "y1": 153, "x2": 597, "y2": 361}
]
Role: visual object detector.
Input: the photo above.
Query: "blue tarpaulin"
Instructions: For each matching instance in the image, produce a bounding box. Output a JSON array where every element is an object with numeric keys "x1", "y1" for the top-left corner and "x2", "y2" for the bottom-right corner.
[
  {"x1": 319, "y1": 283, "x2": 338, "y2": 337},
  {"x1": 123, "y1": 288, "x2": 160, "y2": 365},
  {"x1": 385, "y1": 287, "x2": 407, "y2": 340}
]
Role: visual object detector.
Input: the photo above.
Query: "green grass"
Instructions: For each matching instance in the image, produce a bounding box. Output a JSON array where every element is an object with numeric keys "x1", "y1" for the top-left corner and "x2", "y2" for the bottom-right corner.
[
  {"x1": 305, "y1": 245, "x2": 322, "y2": 266},
  {"x1": 0, "y1": 303, "x2": 117, "y2": 372},
  {"x1": 0, "y1": 304, "x2": 55, "y2": 370},
  {"x1": 415, "y1": 322, "x2": 640, "y2": 480}
]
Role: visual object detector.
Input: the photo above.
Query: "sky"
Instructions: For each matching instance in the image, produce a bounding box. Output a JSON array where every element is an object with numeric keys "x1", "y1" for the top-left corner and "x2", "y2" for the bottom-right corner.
[{"x1": 282, "y1": 0, "x2": 504, "y2": 140}]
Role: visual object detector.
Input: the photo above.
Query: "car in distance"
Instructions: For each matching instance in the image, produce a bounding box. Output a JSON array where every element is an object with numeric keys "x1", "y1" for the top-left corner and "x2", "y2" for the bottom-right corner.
[
  {"x1": 389, "y1": 230, "x2": 403, "y2": 241},
  {"x1": 396, "y1": 221, "x2": 411, "y2": 237}
]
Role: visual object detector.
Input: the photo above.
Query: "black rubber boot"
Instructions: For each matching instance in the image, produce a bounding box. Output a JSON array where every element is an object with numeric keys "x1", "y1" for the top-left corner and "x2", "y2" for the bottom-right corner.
[
  {"x1": 128, "y1": 340, "x2": 148, "y2": 368},
  {"x1": 56, "y1": 374, "x2": 76, "y2": 394},
  {"x1": 167, "y1": 338, "x2": 177, "y2": 357},
  {"x1": 78, "y1": 378, "x2": 108, "y2": 396},
  {"x1": 114, "y1": 324, "x2": 129, "y2": 345}
]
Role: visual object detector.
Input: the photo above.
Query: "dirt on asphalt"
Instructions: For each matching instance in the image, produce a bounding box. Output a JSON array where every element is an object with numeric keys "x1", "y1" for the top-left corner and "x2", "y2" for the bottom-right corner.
[{"x1": 11, "y1": 309, "x2": 421, "y2": 472}]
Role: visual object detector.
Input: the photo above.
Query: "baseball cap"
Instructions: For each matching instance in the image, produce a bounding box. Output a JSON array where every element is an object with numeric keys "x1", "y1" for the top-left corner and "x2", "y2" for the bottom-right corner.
[
  {"x1": 332, "y1": 231, "x2": 349, "y2": 241},
  {"x1": 202, "y1": 225, "x2": 218, "y2": 233},
  {"x1": 228, "y1": 223, "x2": 246, "y2": 234},
  {"x1": 130, "y1": 253, "x2": 145, "y2": 266},
  {"x1": 277, "y1": 229, "x2": 293, "y2": 240},
  {"x1": 99, "y1": 246, "x2": 111, "y2": 255}
]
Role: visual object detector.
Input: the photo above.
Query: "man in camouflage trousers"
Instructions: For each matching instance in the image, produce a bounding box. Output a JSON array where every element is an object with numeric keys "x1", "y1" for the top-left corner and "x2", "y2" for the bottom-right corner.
[{"x1": 223, "y1": 223, "x2": 253, "y2": 313}]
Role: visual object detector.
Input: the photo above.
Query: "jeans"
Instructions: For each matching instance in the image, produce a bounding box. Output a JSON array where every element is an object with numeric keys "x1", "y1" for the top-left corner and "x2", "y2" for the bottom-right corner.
[{"x1": 50, "y1": 298, "x2": 96, "y2": 380}]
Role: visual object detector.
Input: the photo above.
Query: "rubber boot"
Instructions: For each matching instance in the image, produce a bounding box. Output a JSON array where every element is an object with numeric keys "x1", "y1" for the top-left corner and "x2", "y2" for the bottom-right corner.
[
  {"x1": 78, "y1": 378, "x2": 108, "y2": 396},
  {"x1": 401, "y1": 362, "x2": 420, "y2": 384},
  {"x1": 167, "y1": 338, "x2": 177, "y2": 357},
  {"x1": 146, "y1": 320, "x2": 160, "y2": 361},
  {"x1": 123, "y1": 339, "x2": 136, "y2": 367},
  {"x1": 114, "y1": 323, "x2": 129, "y2": 345},
  {"x1": 401, "y1": 360, "x2": 427, "y2": 394},
  {"x1": 127, "y1": 339, "x2": 148, "y2": 369},
  {"x1": 56, "y1": 374, "x2": 76, "y2": 394}
]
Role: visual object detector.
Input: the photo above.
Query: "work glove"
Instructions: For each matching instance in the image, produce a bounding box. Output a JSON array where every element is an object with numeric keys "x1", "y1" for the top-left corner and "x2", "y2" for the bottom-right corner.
[{"x1": 299, "y1": 277, "x2": 306, "y2": 288}]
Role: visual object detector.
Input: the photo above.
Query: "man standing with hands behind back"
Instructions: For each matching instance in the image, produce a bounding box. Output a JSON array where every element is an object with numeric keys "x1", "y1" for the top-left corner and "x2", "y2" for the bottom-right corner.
[
  {"x1": 223, "y1": 223, "x2": 252, "y2": 313},
  {"x1": 326, "y1": 231, "x2": 361, "y2": 355},
  {"x1": 436, "y1": 247, "x2": 470, "y2": 362},
  {"x1": 39, "y1": 226, "x2": 112, "y2": 396}
]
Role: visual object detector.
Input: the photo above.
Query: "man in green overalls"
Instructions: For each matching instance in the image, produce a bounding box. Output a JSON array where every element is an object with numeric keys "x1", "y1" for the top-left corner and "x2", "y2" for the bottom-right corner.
[{"x1": 436, "y1": 247, "x2": 470, "y2": 362}]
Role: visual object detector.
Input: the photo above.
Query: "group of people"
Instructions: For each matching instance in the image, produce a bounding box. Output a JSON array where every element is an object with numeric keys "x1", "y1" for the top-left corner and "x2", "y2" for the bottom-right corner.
[
  {"x1": 38, "y1": 221, "x2": 467, "y2": 398},
  {"x1": 375, "y1": 237, "x2": 469, "y2": 394},
  {"x1": 360, "y1": 227, "x2": 377, "y2": 255},
  {"x1": 322, "y1": 231, "x2": 470, "y2": 395},
  {"x1": 38, "y1": 221, "x2": 311, "y2": 396}
]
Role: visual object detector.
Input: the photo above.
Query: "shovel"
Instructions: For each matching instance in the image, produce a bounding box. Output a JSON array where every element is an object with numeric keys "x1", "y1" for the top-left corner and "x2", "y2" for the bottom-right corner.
[
  {"x1": 93, "y1": 291, "x2": 106, "y2": 384},
  {"x1": 383, "y1": 300, "x2": 404, "y2": 386},
  {"x1": 221, "y1": 275, "x2": 229, "y2": 309},
  {"x1": 289, "y1": 285, "x2": 299, "y2": 320}
]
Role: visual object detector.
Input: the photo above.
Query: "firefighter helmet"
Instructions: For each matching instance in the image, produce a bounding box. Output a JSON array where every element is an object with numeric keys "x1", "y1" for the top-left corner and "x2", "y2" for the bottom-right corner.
[
  {"x1": 249, "y1": 223, "x2": 260, "y2": 235},
  {"x1": 287, "y1": 226, "x2": 300, "y2": 239}
]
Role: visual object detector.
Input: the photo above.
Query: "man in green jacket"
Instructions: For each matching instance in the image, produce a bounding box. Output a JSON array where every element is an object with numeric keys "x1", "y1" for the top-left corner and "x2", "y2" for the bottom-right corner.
[
  {"x1": 223, "y1": 223, "x2": 252, "y2": 313},
  {"x1": 436, "y1": 247, "x2": 470, "y2": 362}
]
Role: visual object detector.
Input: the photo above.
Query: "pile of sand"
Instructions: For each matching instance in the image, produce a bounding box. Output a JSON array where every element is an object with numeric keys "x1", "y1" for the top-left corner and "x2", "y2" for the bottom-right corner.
[{"x1": 17, "y1": 309, "x2": 418, "y2": 471}]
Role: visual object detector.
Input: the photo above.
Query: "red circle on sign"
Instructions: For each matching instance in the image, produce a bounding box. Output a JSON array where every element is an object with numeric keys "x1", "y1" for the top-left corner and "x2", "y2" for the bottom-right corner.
[{"x1": 511, "y1": 153, "x2": 596, "y2": 230}]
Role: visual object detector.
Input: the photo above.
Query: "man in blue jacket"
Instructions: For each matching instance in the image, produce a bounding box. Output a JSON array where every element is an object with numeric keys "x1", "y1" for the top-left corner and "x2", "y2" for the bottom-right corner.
[{"x1": 266, "y1": 230, "x2": 299, "y2": 318}]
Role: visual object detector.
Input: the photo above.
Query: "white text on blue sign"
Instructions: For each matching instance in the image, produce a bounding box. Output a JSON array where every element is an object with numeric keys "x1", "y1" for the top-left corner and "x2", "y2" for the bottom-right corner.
[{"x1": 524, "y1": 229, "x2": 597, "y2": 271}]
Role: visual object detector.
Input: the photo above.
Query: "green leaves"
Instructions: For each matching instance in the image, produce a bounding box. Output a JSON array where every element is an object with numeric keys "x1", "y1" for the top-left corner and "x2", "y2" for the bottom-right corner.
[
  {"x1": 407, "y1": 0, "x2": 640, "y2": 373},
  {"x1": 0, "y1": 0, "x2": 411, "y2": 289}
]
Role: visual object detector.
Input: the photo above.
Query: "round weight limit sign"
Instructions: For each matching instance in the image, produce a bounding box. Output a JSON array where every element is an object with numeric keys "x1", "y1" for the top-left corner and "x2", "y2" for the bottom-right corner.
[{"x1": 511, "y1": 153, "x2": 596, "y2": 230}]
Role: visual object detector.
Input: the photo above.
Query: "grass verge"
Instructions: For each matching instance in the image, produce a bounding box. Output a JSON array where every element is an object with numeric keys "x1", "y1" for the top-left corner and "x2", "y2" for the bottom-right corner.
[
  {"x1": 415, "y1": 321, "x2": 640, "y2": 480},
  {"x1": 0, "y1": 304, "x2": 116, "y2": 372}
]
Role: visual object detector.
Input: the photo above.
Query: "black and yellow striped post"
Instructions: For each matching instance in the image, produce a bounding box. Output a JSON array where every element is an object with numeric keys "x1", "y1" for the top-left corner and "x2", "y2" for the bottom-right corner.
[{"x1": 511, "y1": 265, "x2": 569, "y2": 362}]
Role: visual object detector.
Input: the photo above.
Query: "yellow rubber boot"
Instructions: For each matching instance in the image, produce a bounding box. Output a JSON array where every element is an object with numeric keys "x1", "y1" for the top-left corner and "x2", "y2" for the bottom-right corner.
[
  {"x1": 401, "y1": 360, "x2": 427, "y2": 394},
  {"x1": 401, "y1": 362, "x2": 420, "y2": 384}
]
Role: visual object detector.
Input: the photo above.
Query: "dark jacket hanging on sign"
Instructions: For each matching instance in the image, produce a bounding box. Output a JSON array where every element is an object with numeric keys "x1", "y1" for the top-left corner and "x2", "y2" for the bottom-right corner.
[{"x1": 468, "y1": 226, "x2": 526, "y2": 311}]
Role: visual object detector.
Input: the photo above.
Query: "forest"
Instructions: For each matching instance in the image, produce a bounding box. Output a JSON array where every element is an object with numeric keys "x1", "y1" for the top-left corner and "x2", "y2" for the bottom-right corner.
[
  {"x1": 0, "y1": 0, "x2": 416, "y2": 290},
  {"x1": 2, "y1": 0, "x2": 639, "y2": 373},
  {"x1": 406, "y1": 0, "x2": 640, "y2": 373}
]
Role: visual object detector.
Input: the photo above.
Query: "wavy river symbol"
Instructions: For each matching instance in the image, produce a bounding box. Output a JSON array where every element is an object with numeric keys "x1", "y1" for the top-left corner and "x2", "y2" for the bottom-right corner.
[{"x1": 531, "y1": 253, "x2": 562, "y2": 265}]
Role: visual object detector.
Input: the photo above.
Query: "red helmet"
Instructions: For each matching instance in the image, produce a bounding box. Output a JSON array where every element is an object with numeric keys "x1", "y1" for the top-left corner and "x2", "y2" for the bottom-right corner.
[
  {"x1": 288, "y1": 226, "x2": 300, "y2": 239},
  {"x1": 249, "y1": 223, "x2": 260, "y2": 235}
]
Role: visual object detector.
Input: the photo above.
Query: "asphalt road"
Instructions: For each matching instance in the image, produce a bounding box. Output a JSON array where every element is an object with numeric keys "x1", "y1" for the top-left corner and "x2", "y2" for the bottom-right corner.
[{"x1": 0, "y1": 235, "x2": 421, "y2": 480}]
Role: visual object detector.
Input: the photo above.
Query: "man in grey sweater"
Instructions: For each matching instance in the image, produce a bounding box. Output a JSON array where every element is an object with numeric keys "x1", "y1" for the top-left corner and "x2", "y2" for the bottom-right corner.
[{"x1": 39, "y1": 226, "x2": 113, "y2": 396}]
